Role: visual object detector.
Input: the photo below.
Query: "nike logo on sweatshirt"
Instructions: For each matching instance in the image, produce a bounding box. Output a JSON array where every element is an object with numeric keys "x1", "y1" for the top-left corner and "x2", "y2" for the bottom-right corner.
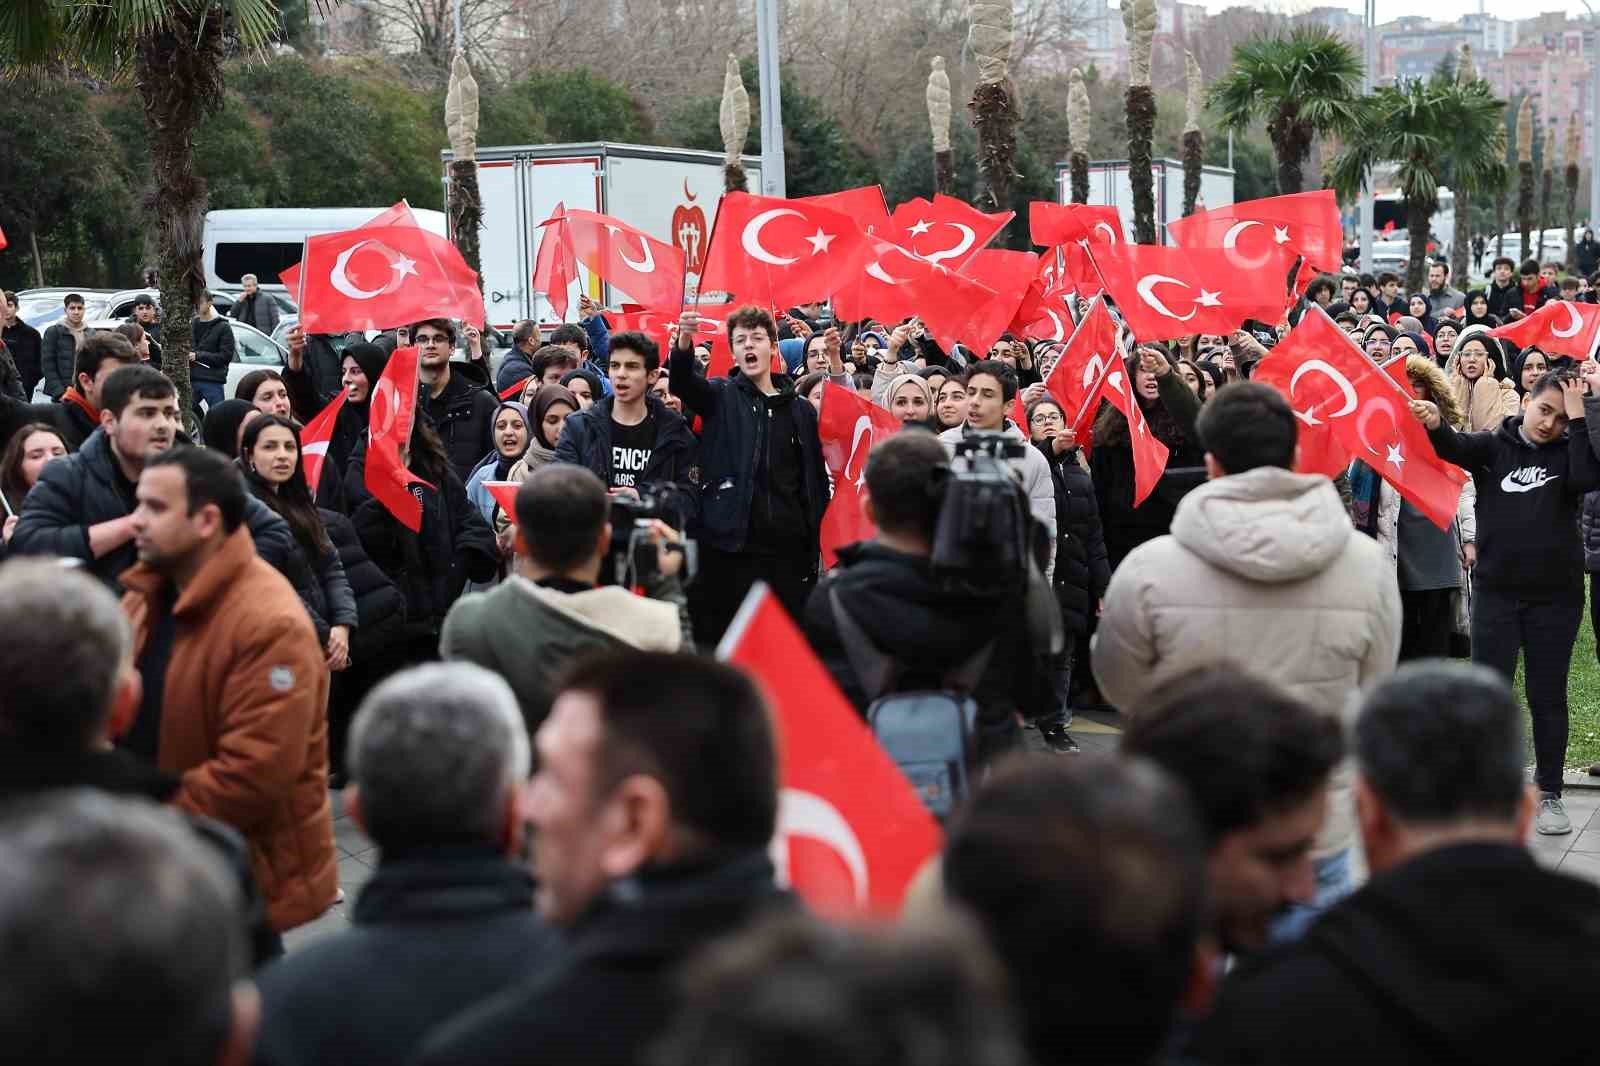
[{"x1": 1500, "y1": 465, "x2": 1560, "y2": 493}]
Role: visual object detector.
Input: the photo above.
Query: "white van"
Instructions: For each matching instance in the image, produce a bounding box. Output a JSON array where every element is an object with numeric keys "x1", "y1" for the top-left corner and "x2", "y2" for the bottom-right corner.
[{"x1": 202, "y1": 207, "x2": 448, "y2": 294}]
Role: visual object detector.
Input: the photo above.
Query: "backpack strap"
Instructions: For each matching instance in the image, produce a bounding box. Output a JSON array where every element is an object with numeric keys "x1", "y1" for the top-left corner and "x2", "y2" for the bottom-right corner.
[{"x1": 827, "y1": 586, "x2": 900, "y2": 702}]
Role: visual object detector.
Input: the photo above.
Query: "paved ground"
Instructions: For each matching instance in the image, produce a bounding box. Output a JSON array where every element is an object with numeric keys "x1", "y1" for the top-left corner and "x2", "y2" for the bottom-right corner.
[{"x1": 282, "y1": 705, "x2": 1600, "y2": 951}]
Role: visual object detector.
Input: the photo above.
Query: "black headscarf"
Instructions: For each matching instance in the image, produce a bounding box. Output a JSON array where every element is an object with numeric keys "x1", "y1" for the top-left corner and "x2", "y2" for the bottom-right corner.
[{"x1": 201, "y1": 400, "x2": 257, "y2": 459}]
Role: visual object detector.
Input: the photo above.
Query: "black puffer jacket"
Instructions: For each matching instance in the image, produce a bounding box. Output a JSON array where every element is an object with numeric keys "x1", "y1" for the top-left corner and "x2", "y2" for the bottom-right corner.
[
  {"x1": 323, "y1": 507, "x2": 405, "y2": 660},
  {"x1": 40, "y1": 322, "x2": 79, "y2": 400},
  {"x1": 1037, "y1": 442, "x2": 1110, "y2": 637},
  {"x1": 425, "y1": 362, "x2": 500, "y2": 484},
  {"x1": 190, "y1": 314, "x2": 236, "y2": 384},
  {"x1": 11, "y1": 428, "x2": 296, "y2": 591},
  {"x1": 552, "y1": 393, "x2": 699, "y2": 526},
  {"x1": 344, "y1": 436, "x2": 498, "y2": 637}
]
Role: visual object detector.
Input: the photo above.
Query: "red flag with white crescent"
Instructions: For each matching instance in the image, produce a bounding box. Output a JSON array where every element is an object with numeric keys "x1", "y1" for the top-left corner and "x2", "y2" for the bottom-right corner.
[
  {"x1": 798, "y1": 186, "x2": 892, "y2": 235},
  {"x1": 297, "y1": 225, "x2": 482, "y2": 334},
  {"x1": 1488, "y1": 300, "x2": 1600, "y2": 360},
  {"x1": 717, "y1": 583, "x2": 942, "y2": 917},
  {"x1": 532, "y1": 202, "x2": 576, "y2": 323},
  {"x1": 1043, "y1": 295, "x2": 1120, "y2": 438},
  {"x1": 364, "y1": 347, "x2": 434, "y2": 532},
  {"x1": 1028, "y1": 202, "x2": 1124, "y2": 247},
  {"x1": 888, "y1": 194, "x2": 1012, "y2": 273},
  {"x1": 1087, "y1": 353, "x2": 1170, "y2": 506},
  {"x1": 547, "y1": 207, "x2": 686, "y2": 315},
  {"x1": 1165, "y1": 190, "x2": 1343, "y2": 276},
  {"x1": 816, "y1": 382, "x2": 904, "y2": 568},
  {"x1": 698, "y1": 192, "x2": 873, "y2": 311},
  {"x1": 278, "y1": 201, "x2": 418, "y2": 295},
  {"x1": 299, "y1": 388, "x2": 347, "y2": 501},
  {"x1": 1088, "y1": 242, "x2": 1298, "y2": 341}
]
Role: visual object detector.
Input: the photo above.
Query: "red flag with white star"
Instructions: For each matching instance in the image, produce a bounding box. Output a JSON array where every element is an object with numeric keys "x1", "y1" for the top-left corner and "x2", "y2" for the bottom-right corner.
[
  {"x1": 698, "y1": 192, "x2": 873, "y2": 312},
  {"x1": 816, "y1": 383, "x2": 904, "y2": 567},
  {"x1": 1087, "y1": 243, "x2": 1298, "y2": 342},
  {"x1": 888, "y1": 194, "x2": 1012, "y2": 272},
  {"x1": 1165, "y1": 190, "x2": 1343, "y2": 277},
  {"x1": 297, "y1": 224, "x2": 483, "y2": 334}
]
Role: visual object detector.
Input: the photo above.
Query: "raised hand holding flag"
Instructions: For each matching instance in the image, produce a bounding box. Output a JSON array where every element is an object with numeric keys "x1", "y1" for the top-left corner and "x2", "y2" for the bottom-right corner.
[{"x1": 364, "y1": 347, "x2": 434, "y2": 532}]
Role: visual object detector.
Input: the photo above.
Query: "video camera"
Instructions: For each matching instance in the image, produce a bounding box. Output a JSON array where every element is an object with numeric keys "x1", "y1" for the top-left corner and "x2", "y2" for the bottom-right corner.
[
  {"x1": 603, "y1": 488, "x2": 697, "y2": 590},
  {"x1": 929, "y1": 431, "x2": 1033, "y2": 596}
]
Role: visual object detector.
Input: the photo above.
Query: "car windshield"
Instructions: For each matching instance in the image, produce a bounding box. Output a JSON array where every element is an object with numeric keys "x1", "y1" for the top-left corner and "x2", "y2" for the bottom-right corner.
[
  {"x1": 17, "y1": 293, "x2": 113, "y2": 328},
  {"x1": 233, "y1": 323, "x2": 285, "y2": 365}
]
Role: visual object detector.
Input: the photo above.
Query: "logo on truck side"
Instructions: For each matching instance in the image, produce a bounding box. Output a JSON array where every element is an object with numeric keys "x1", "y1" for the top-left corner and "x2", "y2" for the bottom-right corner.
[{"x1": 673, "y1": 179, "x2": 708, "y2": 275}]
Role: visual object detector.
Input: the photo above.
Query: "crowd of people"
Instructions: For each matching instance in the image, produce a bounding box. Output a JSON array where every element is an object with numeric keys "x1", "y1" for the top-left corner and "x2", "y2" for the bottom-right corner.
[{"x1": 4, "y1": 243, "x2": 1600, "y2": 1065}]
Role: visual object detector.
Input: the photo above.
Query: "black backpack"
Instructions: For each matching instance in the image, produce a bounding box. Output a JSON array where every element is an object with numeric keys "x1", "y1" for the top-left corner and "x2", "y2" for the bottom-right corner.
[{"x1": 827, "y1": 587, "x2": 994, "y2": 822}]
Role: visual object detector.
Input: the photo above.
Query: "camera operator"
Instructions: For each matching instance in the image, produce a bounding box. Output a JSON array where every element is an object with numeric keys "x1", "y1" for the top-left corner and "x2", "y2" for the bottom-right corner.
[
  {"x1": 803, "y1": 430, "x2": 1058, "y2": 762},
  {"x1": 441, "y1": 465, "x2": 693, "y2": 736}
]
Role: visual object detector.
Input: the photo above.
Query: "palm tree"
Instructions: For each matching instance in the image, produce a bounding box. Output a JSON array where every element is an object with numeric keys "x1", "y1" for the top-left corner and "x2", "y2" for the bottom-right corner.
[
  {"x1": 1329, "y1": 72, "x2": 1506, "y2": 292},
  {"x1": 3, "y1": 0, "x2": 291, "y2": 427},
  {"x1": 1210, "y1": 28, "x2": 1367, "y2": 196}
]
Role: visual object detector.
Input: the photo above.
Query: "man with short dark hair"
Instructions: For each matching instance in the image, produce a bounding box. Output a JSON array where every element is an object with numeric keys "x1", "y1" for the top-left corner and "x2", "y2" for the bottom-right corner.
[
  {"x1": 118, "y1": 445, "x2": 336, "y2": 934},
  {"x1": 1425, "y1": 259, "x2": 1465, "y2": 312},
  {"x1": 129, "y1": 293, "x2": 165, "y2": 366},
  {"x1": 944, "y1": 757, "x2": 1209, "y2": 1066},
  {"x1": 0, "y1": 329, "x2": 139, "y2": 451},
  {"x1": 1372, "y1": 271, "x2": 1405, "y2": 320},
  {"x1": 1121, "y1": 668, "x2": 1345, "y2": 953},
  {"x1": 939, "y1": 359, "x2": 1056, "y2": 560},
  {"x1": 441, "y1": 464, "x2": 691, "y2": 734},
  {"x1": 255, "y1": 663, "x2": 554, "y2": 1066},
  {"x1": 494, "y1": 319, "x2": 542, "y2": 392},
  {"x1": 231, "y1": 273, "x2": 281, "y2": 334},
  {"x1": 412, "y1": 318, "x2": 499, "y2": 482},
  {"x1": 0, "y1": 790, "x2": 258, "y2": 1066},
  {"x1": 1486, "y1": 255, "x2": 1522, "y2": 320},
  {"x1": 1, "y1": 289, "x2": 43, "y2": 397},
  {"x1": 1096, "y1": 383, "x2": 1399, "y2": 908},
  {"x1": 670, "y1": 306, "x2": 829, "y2": 645},
  {"x1": 1515, "y1": 257, "x2": 1559, "y2": 319},
  {"x1": 12, "y1": 365, "x2": 293, "y2": 588},
  {"x1": 416, "y1": 651, "x2": 786, "y2": 1066},
  {"x1": 805, "y1": 431, "x2": 1057, "y2": 754},
  {"x1": 527, "y1": 343, "x2": 577, "y2": 389},
  {"x1": 550, "y1": 293, "x2": 611, "y2": 371},
  {"x1": 191, "y1": 289, "x2": 236, "y2": 411},
  {"x1": 1195, "y1": 662, "x2": 1600, "y2": 1064},
  {"x1": 40, "y1": 291, "x2": 87, "y2": 400},
  {"x1": 553, "y1": 330, "x2": 696, "y2": 512}
]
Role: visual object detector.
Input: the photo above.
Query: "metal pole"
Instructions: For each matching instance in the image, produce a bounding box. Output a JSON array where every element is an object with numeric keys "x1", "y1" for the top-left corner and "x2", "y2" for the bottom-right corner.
[
  {"x1": 1591, "y1": 12, "x2": 1600, "y2": 234},
  {"x1": 1227, "y1": 129, "x2": 1234, "y2": 170},
  {"x1": 754, "y1": 0, "x2": 787, "y2": 197},
  {"x1": 1359, "y1": 0, "x2": 1375, "y2": 273}
]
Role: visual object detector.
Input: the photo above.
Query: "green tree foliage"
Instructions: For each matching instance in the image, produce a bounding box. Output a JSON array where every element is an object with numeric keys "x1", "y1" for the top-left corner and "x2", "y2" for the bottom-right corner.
[{"x1": 512, "y1": 69, "x2": 654, "y2": 144}]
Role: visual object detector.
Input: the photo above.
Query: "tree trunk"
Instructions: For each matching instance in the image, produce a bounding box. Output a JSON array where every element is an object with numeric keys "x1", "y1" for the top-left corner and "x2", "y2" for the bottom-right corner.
[
  {"x1": 1450, "y1": 188, "x2": 1470, "y2": 284},
  {"x1": 1069, "y1": 152, "x2": 1089, "y2": 205},
  {"x1": 134, "y1": 8, "x2": 226, "y2": 436},
  {"x1": 970, "y1": 79, "x2": 1019, "y2": 215},
  {"x1": 1537, "y1": 167, "x2": 1553, "y2": 262},
  {"x1": 1568, "y1": 165, "x2": 1581, "y2": 273},
  {"x1": 1182, "y1": 130, "x2": 1203, "y2": 216},
  {"x1": 1518, "y1": 160, "x2": 1535, "y2": 258},
  {"x1": 1406, "y1": 198, "x2": 1432, "y2": 293},
  {"x1": 28, "y1": 230, "x2": 44, "y2": 288},
  {"x1": 448, "y1": 160, "x2": 483, "y2": 286},
  {"x1": 1496, "y1": 186, "x2": 1508, "y2": 258},
  {"x1": 1125, "y1": 84, "x2": 1156, "y2": 244},
  {"x1": 724, "y1": 164, "x2": 749, "y2": 193},
  {"x1": 933, "y1": 151, "x2": 954, "y2": 196},
  {"x1": 1268, "y1": 113, "x2": 1306, "y2": 195}
]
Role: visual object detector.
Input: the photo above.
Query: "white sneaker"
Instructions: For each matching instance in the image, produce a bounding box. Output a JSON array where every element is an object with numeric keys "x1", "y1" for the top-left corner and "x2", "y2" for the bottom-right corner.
[{"x1": 1537, "y1": 792, "x2": 1572, "y2": 836}]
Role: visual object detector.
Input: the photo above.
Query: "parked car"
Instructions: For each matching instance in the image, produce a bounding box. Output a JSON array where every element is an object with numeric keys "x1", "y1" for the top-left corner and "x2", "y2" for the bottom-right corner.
[
  {"x1": 31, "y1": 316, "x2": 287, "y2": 403},
  {"x1": 14, "y1": 289, "x2": 117, "y2": 331}
]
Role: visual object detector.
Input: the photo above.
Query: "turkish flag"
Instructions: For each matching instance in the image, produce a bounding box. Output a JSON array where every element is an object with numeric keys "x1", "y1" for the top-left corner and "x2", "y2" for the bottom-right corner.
[
  {"x1": 364, "y1": 347, "x2": 433, "y2": 532},
  {"x1": 299, "y1": 388, "x2": 347, "y2": 501},
  {"x1": 958, "y1": 248, "x2": 1039, "y2": 338},
  {"x1": 1043, "y1": 295, "x2": 1120, "y2": 437},
  {"x1": 297, "y1": 224, "x2": 482, "y2": 334},
  {"x1": 1088, "y1": 242, "x2": 1298, "y2": 342},
  {"x1": 833, "y1": 239, "x2": 1009, "y2": 358},
  {"x1": 1250, "y1": 327, "x2": 1355, "y2": 479},
  {"x1": 547, "y1": 207, "x2": 685, "y2": 316},
  {"x1": 279, "y1": 201, "x2": 417, "y2": 297},
  {"x1": 1166, "y1": 190, "x2": 1344, "y2": 276},
  {"x1": 1028, "y1": 202, "x2": 1124, "y2": 248},
  {"x1": 532, "y1": 202, "x2": 577, "y2": 322},
  {"x1": 1087, "y1": 353, "x2": 1169, "y2": 506},
  {"x1": 1263, "y1": 309, "x2": 1466, "y2": 527},
  {"x1": 888, "y1": 194, "x2": 1012, "y2": 272},
  {"x1": 799, "y1": 186, "x2": 892, "y2": 236},
  {"x1": 1489, "y1": 300, "x2": 1600, "y2": 360},
  {"x1": 698, "y1": 192, "x2": 873, "y2": 311},
  {"x1": 717, "y1": 583, "x2": 942, "y2": 917},
  {"x1": 816, "y1": 382, "x2": 903, "y2": 567}
]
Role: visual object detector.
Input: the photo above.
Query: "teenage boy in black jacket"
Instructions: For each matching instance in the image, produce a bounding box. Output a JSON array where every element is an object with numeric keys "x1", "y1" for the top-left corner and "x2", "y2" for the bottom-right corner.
[
  {"x1": 1411, "y1": 366, "x2": 1600, "y2": 835},
  {"x1": 669, "y1": 306, "x2": 828, "y2": 646}
]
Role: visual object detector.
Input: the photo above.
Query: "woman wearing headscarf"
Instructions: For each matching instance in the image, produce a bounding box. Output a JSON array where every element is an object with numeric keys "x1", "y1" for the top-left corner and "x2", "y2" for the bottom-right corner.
[
  {"x1": 1461, "y1": 289, "x2": 1499, "y2": 329},
  {"x1": 1349, "y1": 355, "x2": 1475, "y2": 660},
  {"x1": 1405, "y1": 293, "x2": 1438, "y2": 334},
  {"x1": 284, "y1": 340, "x2": 387, "y2": 505},
  {"x1": 1432, "y1": 318, "x2": 1461, "y2": 367},
  {"x1": 505, "y1": 385, "x2": 578, "y2": 485},
  {"x1": 200, "y1": 399, "x2": 259, "y2": 459},
  {"x1": 465, "y1": 401, "x2": 532, "y2": 523},
  {"x1": 1447, "y1": 325, "x2": 1521, "y2": 432},
  {"x1": 885, "y1": 374, "x2": 936, "y2": 429},
  {"x1": 1090, "y1": 345, "x2": 1204, "y2": 572},
  {"x1": 1513, "y1": 346, "x2": 1552, "y2": 403}
]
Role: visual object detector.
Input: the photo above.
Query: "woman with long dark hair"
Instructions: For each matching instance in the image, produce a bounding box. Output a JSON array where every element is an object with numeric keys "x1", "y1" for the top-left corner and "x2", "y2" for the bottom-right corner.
[
  {"x1": 345, "y1": 410, "x2": 498, "y2": 665},
  {"x1": 236, "y1": 368, "x2": 293, "y2": 418},
  {"x1": 1090, "y1": 345, "x2": 1204, "y2": 572},
  {"x1": 240, "y1": 414, "x2": 357, "y2": 671},
  {"x1": 0, "y1": 422, "x2": 67, "y2": 548}
]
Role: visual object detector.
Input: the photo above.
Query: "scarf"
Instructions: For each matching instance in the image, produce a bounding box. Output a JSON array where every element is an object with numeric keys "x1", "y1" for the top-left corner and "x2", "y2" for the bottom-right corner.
[{"x1": 1349, "y1": 460, "x2": 1382, "y2": 538}]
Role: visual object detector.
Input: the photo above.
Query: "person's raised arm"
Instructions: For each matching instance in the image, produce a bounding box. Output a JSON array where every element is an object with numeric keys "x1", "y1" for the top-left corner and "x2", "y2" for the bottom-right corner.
[{"x1": 668, "y1": 310, "x2": 718, "y2": 417}]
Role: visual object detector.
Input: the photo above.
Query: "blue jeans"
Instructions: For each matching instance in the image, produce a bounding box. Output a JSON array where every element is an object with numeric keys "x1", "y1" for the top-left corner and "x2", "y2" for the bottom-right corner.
[
  {"x1": 1268, "y1": 848, "x2": 1354, "y2": 943},
  {"x1": 193, "y1": 380, "x2": 225, "y2": 411}
]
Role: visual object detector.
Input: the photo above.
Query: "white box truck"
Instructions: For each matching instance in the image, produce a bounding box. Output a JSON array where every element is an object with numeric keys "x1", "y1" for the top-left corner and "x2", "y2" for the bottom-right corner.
[
  {"x1": 1054, "y1": 159, "x2": 1234, "y2": 245},
  {"x1": 441, "y1": 141, "x2": 761, "y2": 331},
  {"x1": 203, "y1": 207, "x2": 448, "y2": 295}
]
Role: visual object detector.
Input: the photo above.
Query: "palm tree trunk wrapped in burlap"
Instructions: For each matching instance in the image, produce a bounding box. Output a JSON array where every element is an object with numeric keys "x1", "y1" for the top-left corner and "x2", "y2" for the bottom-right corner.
[
  {"x1": 446, "y1": 52, "x2": 483, "y2": 285},
  {"x1": 928, "y1": 57, "x2": 954, "y2": 196},
  {"x1": 967, "y1": 0, "x2": 1018, "y2": 213},
  {"x1": 1182, "y1": 51, "x2": 1204, "y2": 217},
  {"x1": 720, "y1": 54, "x2": 751, "y2": 193},
  {"x1": 1124, "y1": 0, "x2": 1158, "y2": 243},
  {"x1": 1068, "y1": 68, "x2": 1091, "y2": 204}
]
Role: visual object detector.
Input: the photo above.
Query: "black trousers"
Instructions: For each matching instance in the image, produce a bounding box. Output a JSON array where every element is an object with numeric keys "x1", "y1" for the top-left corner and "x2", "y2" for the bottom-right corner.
[
  {"x1": 688, "y1": 546, "x2": 817, "y2": 650},
  {"x1": 1399, "y1": 587, "x2": 1456, "y2": 662},
  {"x1": 1472, "y1": 588, "x2": 1583, "y2": 796}
]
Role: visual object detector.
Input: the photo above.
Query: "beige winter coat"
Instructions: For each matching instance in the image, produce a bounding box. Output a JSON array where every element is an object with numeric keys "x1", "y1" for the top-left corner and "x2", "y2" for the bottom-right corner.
[{"x1": 1092, "y1": 466, "x2": 1401, "y2": 858}]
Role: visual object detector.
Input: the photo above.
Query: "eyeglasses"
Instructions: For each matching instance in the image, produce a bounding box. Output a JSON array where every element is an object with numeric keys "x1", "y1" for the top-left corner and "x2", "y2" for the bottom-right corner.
[
  {"x1": 1030, "y1": 410, "x2": 1064, "y2": 425},
  {"x1": 414, "y1": 333, "x2": 449, "y2": 346}
]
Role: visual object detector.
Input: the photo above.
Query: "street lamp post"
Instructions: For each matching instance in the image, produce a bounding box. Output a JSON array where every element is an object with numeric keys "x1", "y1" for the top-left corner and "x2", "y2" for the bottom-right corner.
[
  {"x1": 1359, "y1": 0, "x2": 1376, "y2": 272},
  {"x1": 754, "y1": 0, "x2": 787, "y2": 197},
  {"x1": 1585, "y1": 1, "x2": 1600, "y2": 233}
]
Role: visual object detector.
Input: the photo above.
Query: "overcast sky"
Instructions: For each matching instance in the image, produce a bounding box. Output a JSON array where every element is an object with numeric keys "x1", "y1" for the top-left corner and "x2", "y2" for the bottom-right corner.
[{"x1": 1197, "y1": 0, "x2": 1594, "y2": 20}]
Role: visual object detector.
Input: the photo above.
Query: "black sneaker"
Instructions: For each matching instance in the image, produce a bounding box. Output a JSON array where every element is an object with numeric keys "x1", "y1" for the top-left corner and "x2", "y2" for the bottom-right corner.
[{"x1": 1039, "y1": 720, "x2": 1081, "y2": 754}]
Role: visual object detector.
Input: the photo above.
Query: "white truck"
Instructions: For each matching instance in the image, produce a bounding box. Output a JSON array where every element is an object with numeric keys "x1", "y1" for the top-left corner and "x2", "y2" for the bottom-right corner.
[
  {"x1": 441, "y1": 142, "x2": 761, "y2": 331},
  {"x1": 203, "y1": 207, "x2": 448, "y2": 295},
  {"x1": 1056, "y1": 159, "x2": 1235, "y2": 244}
]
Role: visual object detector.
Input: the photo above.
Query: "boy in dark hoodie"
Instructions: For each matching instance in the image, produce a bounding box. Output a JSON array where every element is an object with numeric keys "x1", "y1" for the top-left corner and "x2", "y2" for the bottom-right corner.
[{"x1": 1412, "y1": 366, "x2": 1600, "y2": 835}]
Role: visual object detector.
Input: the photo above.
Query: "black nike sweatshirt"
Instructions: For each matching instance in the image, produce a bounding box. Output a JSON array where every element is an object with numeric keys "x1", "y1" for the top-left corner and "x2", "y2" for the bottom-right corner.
[{"x1": 1428, "y1": 402, "x2": 1600, "y2": 600}]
